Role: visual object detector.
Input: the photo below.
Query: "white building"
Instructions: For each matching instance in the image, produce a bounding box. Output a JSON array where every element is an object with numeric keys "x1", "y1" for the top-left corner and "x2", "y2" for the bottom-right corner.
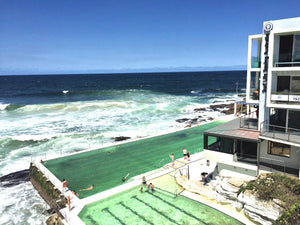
[{"x1": 203, "y1": 17, "x2": 300, "y2": 178}]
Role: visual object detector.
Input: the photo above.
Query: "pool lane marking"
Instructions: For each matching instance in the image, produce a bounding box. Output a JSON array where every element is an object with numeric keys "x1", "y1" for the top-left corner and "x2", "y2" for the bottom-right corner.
[
  {"x1": 101, "y1": 207, "x2": 126, "y2": 225},
  {"x1": 131, "y1": 195, "x2": 180, "y2": 225},
  {"x1": 145, "y1": 191, "x2": 209, "y2": 225},
  {"x1": 86, "y1": 215, "x2": 99, "y2": 225},
  {"x1": 118, "y1": 201, "x2": 154, "y2": 225}
]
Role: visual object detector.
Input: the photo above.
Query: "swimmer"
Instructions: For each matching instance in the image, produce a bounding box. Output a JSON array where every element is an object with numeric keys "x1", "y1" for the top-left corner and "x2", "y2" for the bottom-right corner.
[
  {"x1": 122, "y1": 173, "x2": 130, "y2": 182},
  {"x1": 80, "y1": 185, "x2": 95, "y2": 191}
]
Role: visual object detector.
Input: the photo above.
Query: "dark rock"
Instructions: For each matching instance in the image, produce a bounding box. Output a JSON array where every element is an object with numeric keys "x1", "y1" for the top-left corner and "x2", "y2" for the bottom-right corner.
[
  {"x1": 175, "y1": 118, "x2": 190, "y2": 123},
  {"x1": 113, "y1": 136, "x2": 131, "y2": 142},
  {"x1": 190, "y1": 118, "x2": 198, "y2": 124},
  {"x1": 0, "y1": 169, "x2": 29, "y2": 188},
  {"x1": 194, "y1": 108, "x2": 206, "y2": 112}
]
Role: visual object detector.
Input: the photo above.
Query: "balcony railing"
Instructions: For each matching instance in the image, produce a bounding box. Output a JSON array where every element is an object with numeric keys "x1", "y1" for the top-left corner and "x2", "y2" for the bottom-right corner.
[
  {"x1": 274, "y1": 61, "x2": 300, "y2": 67},
  {"x1": 271, "y1": 91, "x2": 300, "y2": 104},
  {"x1": 235, "y1": 152, "x2": 257, "y2": 165},
  {"x1": 260, "y1": 121, "x2": 300, "y2": 144},
  {"x1": 259, "y1": 156, "x2": 299, "y2": 177},
  {"x1": 239, "y1": 111, "x2": 258, "y2": 130}
]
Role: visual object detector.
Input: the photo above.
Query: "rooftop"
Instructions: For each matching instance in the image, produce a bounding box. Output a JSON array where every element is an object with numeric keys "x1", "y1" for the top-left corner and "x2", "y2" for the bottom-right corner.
[{"x1": 204, "y1": 118, "x2": 260, "y2": 142}]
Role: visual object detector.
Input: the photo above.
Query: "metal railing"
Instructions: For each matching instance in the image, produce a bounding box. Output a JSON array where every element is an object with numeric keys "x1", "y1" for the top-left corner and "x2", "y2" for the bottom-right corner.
[
  {"x1": 274, "y1": 61, "x2": 300, "y2": 67},
  {"x1": 235, "y1": 152, "x2": 257, "y2": 165},
  {"x1": 260, "y1": 120, "x2": 300, "y2": 143},
  {"x1": 271, "y1": 91, "x2": 300, "y2": 104},
  {"x1": 154, "y1": 186, "x2": 178, "y2": 198},
  {"x1": 239, "y1": 112, "x2": 258, "y2": 130},
  {"x1": 259, "y1": 156, "x2": 287, "y2": 174}
]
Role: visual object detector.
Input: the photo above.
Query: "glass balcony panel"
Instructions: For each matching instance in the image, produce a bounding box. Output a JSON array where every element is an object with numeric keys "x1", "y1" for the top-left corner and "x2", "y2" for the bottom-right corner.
[
  {"x1": 249, "y1": 71, "x2": 260, "y2": 100},
  {"x1": 251, "y1": 39, "x2": 261, "y2": 68}
]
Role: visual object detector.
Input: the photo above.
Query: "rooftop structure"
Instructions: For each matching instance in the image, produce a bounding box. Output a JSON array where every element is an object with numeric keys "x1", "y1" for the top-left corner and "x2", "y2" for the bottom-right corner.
[{"x1": 204, "y1": 17, "x2": 300, "y2": 178}]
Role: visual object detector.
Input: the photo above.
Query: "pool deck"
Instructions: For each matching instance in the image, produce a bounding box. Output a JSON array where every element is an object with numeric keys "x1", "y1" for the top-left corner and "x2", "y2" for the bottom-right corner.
[{"x1": 35, "y1": 151, "x2": 255, "y2": 225}]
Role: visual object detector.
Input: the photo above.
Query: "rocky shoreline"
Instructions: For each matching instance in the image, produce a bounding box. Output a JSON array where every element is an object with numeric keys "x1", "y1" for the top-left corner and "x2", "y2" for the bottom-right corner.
[
  {"x1": 176, "y1": 101, "x2": 246, "y2": 128},
  {"x1": 113, "y1": 101, "x2": 245, "y2": 142},
  {"x1": 176, "y1": 172, "x2": 284, "y2": 225}
]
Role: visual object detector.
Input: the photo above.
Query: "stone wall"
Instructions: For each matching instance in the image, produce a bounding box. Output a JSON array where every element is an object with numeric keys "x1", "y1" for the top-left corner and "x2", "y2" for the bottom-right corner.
[{"x1": 29, "y1": 163, "x2": 66, "y2": 225}]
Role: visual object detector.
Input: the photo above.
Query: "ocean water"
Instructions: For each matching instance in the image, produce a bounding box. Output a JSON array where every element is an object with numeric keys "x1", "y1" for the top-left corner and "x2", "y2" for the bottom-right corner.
[{"x1": 0, "y1": 71, "x2": 246, "y2": 224}]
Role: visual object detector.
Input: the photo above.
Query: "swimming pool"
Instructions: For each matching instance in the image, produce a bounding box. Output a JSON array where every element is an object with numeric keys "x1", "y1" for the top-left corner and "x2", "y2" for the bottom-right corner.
[{"x1": 78, "y1": 186, "x2": 243, "y2": 225}]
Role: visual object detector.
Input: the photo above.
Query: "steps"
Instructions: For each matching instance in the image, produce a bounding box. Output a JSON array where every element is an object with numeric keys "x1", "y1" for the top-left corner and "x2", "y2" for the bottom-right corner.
[{"x1": 165, "y1": 160, "x2": 186, "y2": 169}]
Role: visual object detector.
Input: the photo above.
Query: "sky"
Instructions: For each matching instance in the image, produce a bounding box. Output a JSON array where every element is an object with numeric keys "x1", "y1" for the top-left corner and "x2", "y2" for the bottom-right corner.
[{"x1": 0, "y1": 0, "x2": 300, "y2": 75}]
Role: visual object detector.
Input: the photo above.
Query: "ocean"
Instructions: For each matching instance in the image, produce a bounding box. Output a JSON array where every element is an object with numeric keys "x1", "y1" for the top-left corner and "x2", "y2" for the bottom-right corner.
[{"x1": 0, "y1": 71, "x2": 246, "y2": 224}]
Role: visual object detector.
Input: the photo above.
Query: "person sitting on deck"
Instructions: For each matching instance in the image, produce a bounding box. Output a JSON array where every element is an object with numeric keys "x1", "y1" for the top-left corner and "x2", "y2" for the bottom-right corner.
[{"x1": 80, "y1": 185, "x2": 94, "y2": 191}]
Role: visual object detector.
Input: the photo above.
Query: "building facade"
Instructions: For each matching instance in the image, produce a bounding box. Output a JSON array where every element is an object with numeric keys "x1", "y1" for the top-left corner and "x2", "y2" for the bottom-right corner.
[{"x1": 204, "y1": 17, "x2": 300, "y2": 178}]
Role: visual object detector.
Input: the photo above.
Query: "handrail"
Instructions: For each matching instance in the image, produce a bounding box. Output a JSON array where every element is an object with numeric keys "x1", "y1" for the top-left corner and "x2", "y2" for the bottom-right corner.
[
  {"x1": 239, "y1": 112, "x2": 258, "y2": 130},
  {"x1": 154, "y1": 186, "x2": 178, "y2": 198},
  {"x1": 260, "y1": 120, "x2": 300, "y2": 143}
]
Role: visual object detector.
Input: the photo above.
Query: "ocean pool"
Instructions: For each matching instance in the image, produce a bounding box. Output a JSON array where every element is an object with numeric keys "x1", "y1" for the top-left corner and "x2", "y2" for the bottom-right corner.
[{"x1": 79, "y1": 186, "x2": 243, "y2": 225}]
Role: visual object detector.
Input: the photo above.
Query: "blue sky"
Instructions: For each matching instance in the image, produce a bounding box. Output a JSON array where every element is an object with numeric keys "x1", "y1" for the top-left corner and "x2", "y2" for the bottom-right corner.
[{"x1": 0, "y1": 0, "x2": 300, "y2": 75}]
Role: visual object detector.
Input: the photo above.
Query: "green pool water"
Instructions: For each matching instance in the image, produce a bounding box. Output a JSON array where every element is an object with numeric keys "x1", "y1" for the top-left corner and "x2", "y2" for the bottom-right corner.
[
  {"x1": 79, "y1": 186, "x2": 243, "y2": 225},
  {"x1": 44, "y1": 121, "x2": 223, "y2": 199}
]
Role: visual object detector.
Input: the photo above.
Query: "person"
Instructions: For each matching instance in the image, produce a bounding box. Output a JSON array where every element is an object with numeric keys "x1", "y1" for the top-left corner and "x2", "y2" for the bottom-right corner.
[
  {"x1": 183, "y1": 148, "x2": 187, "y2": 160},
  {"x1": 203, "y1": 172, "x2": 213, "y2": 186},
  {"x1": 80, "y1": 185, "x2": 94, "y2": 191},
  {"x1": 62, "y1": 179, "x2": 67, "y2": 193},
  {"x1": 140, "y1": 176, "x2": 147, "y2": 192},
  {"x1": 187, "y1": 151, "x2": 190, "y2": 161},
  {"x1": 169, "y1": 153, "x2": 174, "y2": 166},
  {"x1": 201, "y1": 172, "x2": 208, "y2": 182},
  {"x1": 148, "y1": 183, "x2": 154, "y2": 192},
  {"x1": 72, "y1": 190, "x2": 79, "y2": 197},
  {"x1": 206, "y1": 160, "x2": 210, "y2": 167},
  {"x1": 67, "y1": 195, "x2": 71, "y2": 211},
  {"x1": 122, "y1": 173, "x2": 129, "y2": 182}
]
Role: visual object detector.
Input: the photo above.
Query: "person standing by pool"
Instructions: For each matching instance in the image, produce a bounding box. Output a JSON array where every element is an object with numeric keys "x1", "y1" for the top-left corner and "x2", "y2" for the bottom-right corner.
[
  {"x1": 187, "y1": 151, "x2": 190, "y2": 161},
  {"x1": 62, "y1": 178, "x2": 67, "y2": 193},
  {"x1": 183, "y1": 148, "x2": 187, "y2": 160},
  {"x1": 140, "y1": 176, "x2": 147, "y2": 192},
  {"x1": 169, "y1": 153, "x2": 174, "y2": 166}
]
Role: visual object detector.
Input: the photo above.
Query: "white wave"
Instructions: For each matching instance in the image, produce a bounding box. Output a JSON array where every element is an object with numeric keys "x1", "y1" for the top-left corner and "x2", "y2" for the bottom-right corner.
[
  {"x1": 10, "y1": 134, "x2": 58, "y2": 142},
  {"x1": 62, "y1": 90, "x2": 69, "y2": 94},
  {"x1": 0, "y1": 103, "x2": 10, "y2": 111},
  {"x1": 0, "y1": 182, "x2": 48, "y2": 225}
]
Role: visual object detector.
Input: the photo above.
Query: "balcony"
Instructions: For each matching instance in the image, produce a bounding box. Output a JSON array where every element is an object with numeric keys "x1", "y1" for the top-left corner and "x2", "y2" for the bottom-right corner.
[
  {"x1": 239, "y1": 111, "x2": 258, "y2": 130},
  {"x1": 271, "y1": 91, "x2": 300, "y2": 105},
  {"x1": 274, "y1": 61, "x2": 300, "y2": 67},
  {"x1": 260, "y1": 121, "x2": 300, "y2": 144}
]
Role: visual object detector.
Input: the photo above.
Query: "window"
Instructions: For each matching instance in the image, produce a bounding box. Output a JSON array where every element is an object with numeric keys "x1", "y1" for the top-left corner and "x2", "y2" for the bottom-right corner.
[
  {"x1": 204, "y1": 135, "x2": 234, "y2": 154},
  {"x1": 291, "y1": 76, "x2": 300, "y2": 92},
  {"x1": 277, "y1": 76, "x2": 290, "y2": 92},
  {"x1": 268, "y1": 141, "x2": 291, "y2": 157}
]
